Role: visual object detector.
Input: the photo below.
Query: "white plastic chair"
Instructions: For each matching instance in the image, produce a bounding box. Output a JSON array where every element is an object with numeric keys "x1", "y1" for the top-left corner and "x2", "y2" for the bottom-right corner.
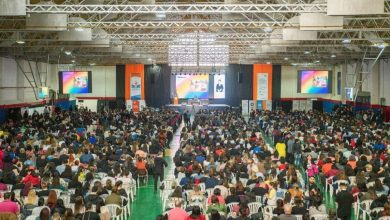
[
  {"x1": 226, "y1": 202, "x2": 239, "y2": 213},
  {"x1": 294, "y1": 215, "x2": 303, "y2": 220},
  {"x1": 263, "y1": 205, "x2": 276, "y2": 216},
  {"x1": 239, "y1": 178, "x2": 249, "y2": 187},
  {"x1": 366, "y1": 181, "x2": 375, "y2": 188},
  {"x1": 255, "y1": 196, "x2": 264, "y2": 205},
  {"x1": 247, "y1": 202, "x2": 261, "y2": 216},
  {"x1": 25, "y1": 215, "x2": 38, "y2": 220},
  {"x1": 32, "y1": 206, "x2": 50, "y2": 216},
  {"x1": 59, "y1": 195, "x2": 71, "y2": 206},
  {"x1": 198, "y1": 183, "x2": 206, "y2": 192},
  {"x1": 205, "y1": 188, "x2": 214, "y2": 197},
  {"x1": 379, "y1": 217, "x2": 390, "y2": 220},
  {"x1": 105, "y1": 204, "x2": 123, "y2": 220},
  {"x1": 52, "y1": 189, "x2": 63, "y2": 197},
  {"x1": 310, "y1": 214, "x2": 328, "y2": 220}
]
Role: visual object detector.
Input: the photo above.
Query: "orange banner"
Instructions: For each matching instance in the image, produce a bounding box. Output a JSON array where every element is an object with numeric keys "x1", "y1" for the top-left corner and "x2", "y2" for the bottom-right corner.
[
  {"x1": 253, "y1": 64, "x2": 273, "y2": 102},
  {"x1": 132, "y1": 100, "x2": 140, "y2": 113},
  {"x1": 125, "y1": 64, "x2": 145, "y2": 100}
]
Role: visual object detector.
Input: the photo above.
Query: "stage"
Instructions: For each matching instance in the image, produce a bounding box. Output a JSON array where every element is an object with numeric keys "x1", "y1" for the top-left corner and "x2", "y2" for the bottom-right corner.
[{"x1": 165, "y1": 104, "x2": 230, "y2": 113}]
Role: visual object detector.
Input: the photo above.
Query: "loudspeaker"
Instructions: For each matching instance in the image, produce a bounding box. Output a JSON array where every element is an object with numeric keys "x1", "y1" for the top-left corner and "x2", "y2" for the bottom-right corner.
[
  {"x1": 150, "y1": 73, "x2": 155, "y2": 84},
  {"x1": 237, "y1": 72, "x2": 243, "y2": 83}
]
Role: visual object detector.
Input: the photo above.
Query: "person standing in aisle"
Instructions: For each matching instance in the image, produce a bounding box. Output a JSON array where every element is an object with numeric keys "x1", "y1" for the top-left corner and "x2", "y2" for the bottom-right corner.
[
  {"x1": 154, "y1": 152, "x2": 168, "y2": 192},
  {"x1": 336, "y1": 182, "x2": 354, "y2": 220}
]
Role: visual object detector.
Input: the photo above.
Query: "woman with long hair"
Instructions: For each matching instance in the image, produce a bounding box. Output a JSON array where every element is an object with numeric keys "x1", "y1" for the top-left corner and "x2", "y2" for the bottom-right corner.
[
  {"x1": 46, "y1": 190, "x2": 58, "y2": 212},
  {"x1": 24, "y1": 189, "x2": 39, "y2": 206},
  {"x1": 273, "y1": 199, "x2": 285, "y2": 215},
  {"x1": 170, "y1": 186, "x2": 183, "y2": 199},
  {"x1": 74, "y1": 196, "x2": 85, "y2": 215},
  {"x1": 38, "y1": 207, "x2": 51, "y2": 220}
]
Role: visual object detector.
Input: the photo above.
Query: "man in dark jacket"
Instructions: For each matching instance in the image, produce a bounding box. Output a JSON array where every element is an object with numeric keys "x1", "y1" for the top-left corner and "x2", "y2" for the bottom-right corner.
[
  {"x1": 154, "y1": 152, "x2": 168, "y2": 192},
  {"x1": 84, "y1": 186, "x2": 105, "y2": 207},
  {"x1": 335, "y1": 182, "x2": 354, "y2": 220}
]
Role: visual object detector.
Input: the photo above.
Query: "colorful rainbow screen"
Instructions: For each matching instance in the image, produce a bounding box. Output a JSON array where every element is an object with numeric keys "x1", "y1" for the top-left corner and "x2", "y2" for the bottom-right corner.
[
  {"x1": 175, "y1": 75, "x2": 209, "y2": 99},
  {"x1": 300, "y1": 70, "x2": 329, "y2": 94},
  {"x1": 59, "y1": 71, "x2": 92, "y2": 94}
]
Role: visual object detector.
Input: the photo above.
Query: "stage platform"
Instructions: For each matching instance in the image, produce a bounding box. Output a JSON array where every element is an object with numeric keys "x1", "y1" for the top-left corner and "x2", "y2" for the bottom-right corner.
[{"x1": 166, "y1": 104, "x2": 230, "y2": 113}]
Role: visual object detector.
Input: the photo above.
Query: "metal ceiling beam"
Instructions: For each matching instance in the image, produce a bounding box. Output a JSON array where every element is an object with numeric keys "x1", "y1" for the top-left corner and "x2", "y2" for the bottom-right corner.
[{"x1": 26, "y1": 4, "x2": 327, "y2": 14}]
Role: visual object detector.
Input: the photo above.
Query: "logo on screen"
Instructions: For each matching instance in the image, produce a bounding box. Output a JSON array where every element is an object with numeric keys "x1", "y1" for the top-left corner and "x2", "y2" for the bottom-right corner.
[
  {"x1": 74, "y1": 76, "x2": 87, "y2": 88},
  {"x1": 313, "y1": 76, "x2": 327, "y2": 88}
]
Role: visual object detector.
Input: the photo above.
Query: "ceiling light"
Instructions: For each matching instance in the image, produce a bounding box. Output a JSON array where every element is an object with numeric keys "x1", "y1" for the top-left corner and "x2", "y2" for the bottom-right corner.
[
  {"x1": 71, "y1": 60, "x2": 75, "y2": 63},
  {"x1": 342, "y1": 38, "x2": 351, "y2": 44},
  {"x1": 148, "y1": 58, "x2": 152, "y2": 61},
  {"x1": 15, "y1": 33, "x2": 25, "y2": 44},
  {"x1": 284, "y1": 57, "x2": 289, "y2": 61},
  {"x1": 75, "y1": 27, "x2": 84, "y2": 32},
  {"x1": 263, "y1": 27, "x2": 273, "y2": 33},
  {"x1": 304, "y1": 51, "x2": 310, "y2": 54},
  {"x1": 266, "y1": 62, "x2": 271, "y2": 64},
  {"x1": 291, "y1": 63, "x2": 297, "y2": 66},
  {"x1": 331, "y1": 54, "x2": 336, "y2": 58},
  {"x1": 314, "y1": 60, "x2": 320, "y2": 63},
  {"x1": 64, "y1": 51, "x2": 72, "y2": 55},
  {"x1": 376, "y1": 43, "x2": 387, "y2": 49},
  {"x1": 90, "y1": 63, "x2": 96, "y2": 66},
  {"x1": 16, "y1": 40, "x2": 25, "y2": 44}
]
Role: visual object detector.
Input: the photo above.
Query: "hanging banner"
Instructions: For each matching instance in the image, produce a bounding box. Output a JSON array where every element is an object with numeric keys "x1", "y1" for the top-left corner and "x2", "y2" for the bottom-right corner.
[
  {"x1": 132, "y1": 100, "x2": 140, "y2": 113},
  {"x1": 214, "y1": 74, "x2": 226, "y2": 99},
  {"x1": 242, "y1": 100, "x2": 249, "y2": 115},
  {"x1": 293, "y1": 100, "x2": 300, "y2": 111},
  {"x1": 257, "y1": 73, "x2": 268, "y2": 100},
  {"x1": 139, "y1": 100, "x2": 146, "y2": 111},
  {"x1": 126, "y1": 100, "x2": 132, "y2": 111},
  {"x1": 249, "y1": 100, "x2": 255, "y2": 112},
  {"x1": 306, "y1": 100, "x2": 313, "y2": 111},
  {"x1": 130, "y1": 73, "x2": 142, "y2": 100},
  {"x1": 266, "y1": 100, "x2": 272, "y2": 111},
  {"x1": 256, "y1": 100, "x2": 264, "y2": 111}
]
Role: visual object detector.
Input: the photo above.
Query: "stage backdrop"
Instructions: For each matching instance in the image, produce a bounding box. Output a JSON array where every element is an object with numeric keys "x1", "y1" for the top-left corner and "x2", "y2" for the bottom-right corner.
[{"x1": 125, "y1": 64, "x2": 145, "y2": 100}]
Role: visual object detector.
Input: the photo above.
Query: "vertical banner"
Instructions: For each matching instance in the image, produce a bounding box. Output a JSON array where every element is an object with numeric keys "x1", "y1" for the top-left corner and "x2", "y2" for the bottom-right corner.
[
  {"x1": 132, "y1": 100, "x2": 140, "y2": 113},
  {"x1": 125, "y1": 64, "x2": 145, "y2": 100},
  {"x1": 256, "y1": 100, "x2": 263, "y2": 111},
  {"x1": 126, "y1": 100, "x2": 132, "y2": 111},
  {"x1": 266, "y1": 100, "x2": 272, "y2": 111},
  {"x1": 242, "y1": 100, "x2": 249, "y2": 115},
  {"x1": 248, "y1": 100, "x2": 255, "y2": 112},
  {"x1": 139, "y1": 100, "x2": 146, "y2": 111},
  {"x1": 130, "y1": 73, "x2": 142, "y2": 100},
  {"x1": 293, "y1": 100, "x2": 300, "y2": 111},
  {"x1": 257, "y1": 73, "x2": 269, "y2": 100},
  {"x1": 299, "y1": 100, "x2": 306, "y2": 111},
  {"x1": 214, "y1": 74, "x2": 226, "y2": 99},
  {"x1": 253, "y1": 64, "x2": 272, "y2": 101},
  {"x1": 306, "y1": 100, "x2": 313, "y2": 111}
]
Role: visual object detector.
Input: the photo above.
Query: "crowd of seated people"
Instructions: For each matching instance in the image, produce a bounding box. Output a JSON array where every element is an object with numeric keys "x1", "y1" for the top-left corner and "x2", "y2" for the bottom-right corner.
[
  {"x1": 158, "y1": 106, "x2": 388, "y2": 220},
  {"x1": 0, "y1": 107, "x2": 181, "y2": 220}
]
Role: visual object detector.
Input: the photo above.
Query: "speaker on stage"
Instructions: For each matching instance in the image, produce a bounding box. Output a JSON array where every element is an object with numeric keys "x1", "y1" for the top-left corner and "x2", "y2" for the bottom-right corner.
[
  {"x1": 150, "y1": 73, "x2": 155, "y2": 84},
  {"x1": 237, "y1": 72, "x2": 243, "y2": 83}
]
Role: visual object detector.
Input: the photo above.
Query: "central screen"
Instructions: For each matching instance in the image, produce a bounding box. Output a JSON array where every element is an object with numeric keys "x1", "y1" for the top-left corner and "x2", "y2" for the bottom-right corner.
[
  {"x1": 59, "y1": 71, "x2": 92, "y2": 94},
  {"x1": 299, "y1": 70, "x2": 330, "y2": 94},
  {"x1": 175, "y1": 74, "x2": 209, "y2": 99}
]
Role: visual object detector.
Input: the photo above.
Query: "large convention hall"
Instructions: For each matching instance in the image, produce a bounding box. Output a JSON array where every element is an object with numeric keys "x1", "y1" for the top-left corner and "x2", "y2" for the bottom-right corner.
[{"x1": 0, "y1": 0, "x2": 389, "y2": 220}]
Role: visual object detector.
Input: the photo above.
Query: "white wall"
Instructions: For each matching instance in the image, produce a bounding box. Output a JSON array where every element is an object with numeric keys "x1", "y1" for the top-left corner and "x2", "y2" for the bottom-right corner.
[
  {"x1": 0, "y1": 57, "x2": 53, "y2": 105},
  {"x1": 51, "y1": 65, "x2": 116, "y2": 98}
]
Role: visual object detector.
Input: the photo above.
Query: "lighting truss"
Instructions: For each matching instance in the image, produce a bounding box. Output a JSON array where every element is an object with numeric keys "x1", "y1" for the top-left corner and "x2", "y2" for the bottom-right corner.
[
  {"x1": 26, "y1": 4, "x2": 327, "y2": 14},
  {"x1": 168, "y1": 32, "x2": 229, "y2": 67}
]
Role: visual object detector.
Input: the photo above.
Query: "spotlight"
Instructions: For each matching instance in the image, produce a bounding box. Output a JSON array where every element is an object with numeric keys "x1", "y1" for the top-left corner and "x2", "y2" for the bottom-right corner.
[
  {"x1": 304, "y1": 51, "x2": 310, "y2": 54},
  {"x1": 64, "y1": 51, "x2": 72, "y2": 55},
  {"x1": 331, "y1": 54, "x2": 336, "y2": 58},
  {"x1": 284, "y1": 57, "x2": 289, "y2": 61},
  {"x1": 89, "y1": 63, "x2": 96, "y2": 66},
  {"x1": 16, "y1": 40, "x2": 25, "y2": 44},
  {"x1": 75, "y1": 27, "x2": 84, "y2": 32},
  {"x1": 342, "y1": 39, "x2": 351, "y2": 44}
]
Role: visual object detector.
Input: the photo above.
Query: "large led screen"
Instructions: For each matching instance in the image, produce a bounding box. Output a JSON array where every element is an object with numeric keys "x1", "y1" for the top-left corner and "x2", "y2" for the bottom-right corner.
[
  {"x1": 59, "y1": 71, "x2": 92, "y2": 94},
  {"x1": 299, "y1": 70, "x2": 330, "y2": 94},
  {"x1": 175, "y1": 74, "x2": 209, "y2": 99}
]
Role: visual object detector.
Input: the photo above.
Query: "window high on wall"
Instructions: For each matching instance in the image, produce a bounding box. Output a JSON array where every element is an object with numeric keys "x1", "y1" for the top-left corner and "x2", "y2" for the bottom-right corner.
[{"x1": 168, "y1": 31, "x2": 229, "y2": 67}]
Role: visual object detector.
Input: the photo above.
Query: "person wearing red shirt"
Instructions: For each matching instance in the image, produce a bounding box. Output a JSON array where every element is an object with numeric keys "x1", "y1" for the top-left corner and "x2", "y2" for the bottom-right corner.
[
  {"x1": 186, "y1": 206, "x2": 206, "y2": 220},
  {"x1": 22, "y1": 169, "x2": 40, "y2": 186}
]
